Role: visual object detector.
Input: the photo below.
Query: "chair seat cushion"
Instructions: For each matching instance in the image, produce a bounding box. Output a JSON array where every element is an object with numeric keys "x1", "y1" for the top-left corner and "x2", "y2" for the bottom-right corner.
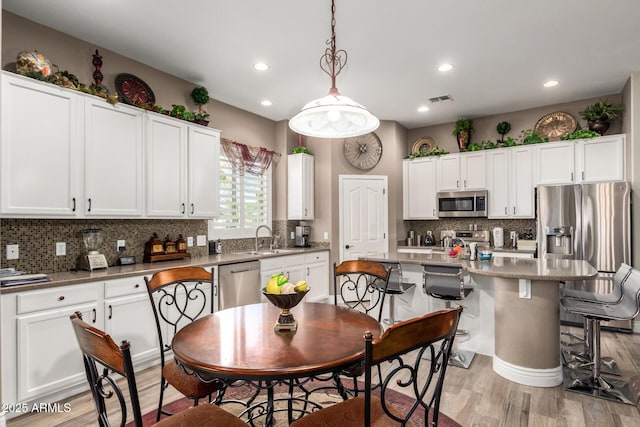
[
  {"x1": 163, "y1": 361, "x2": 222, "y2": 398},
  {"x1": 290, "y1": 396, "x2": 413, "y2": 427},
  {"x1": 155, "y1": 402, "x2": 245, "y2": 426}
]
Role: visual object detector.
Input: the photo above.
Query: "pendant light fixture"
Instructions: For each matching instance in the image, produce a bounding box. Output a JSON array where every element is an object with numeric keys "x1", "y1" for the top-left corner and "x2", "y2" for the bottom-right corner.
[{"x1": 289, "y1": 0, "x2": 379, "y2": 139}]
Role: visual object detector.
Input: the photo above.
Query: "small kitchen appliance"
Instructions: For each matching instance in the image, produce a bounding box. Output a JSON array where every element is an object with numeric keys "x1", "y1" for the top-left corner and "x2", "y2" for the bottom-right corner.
[
  {"x1": 492, "y1": 227, "x2": 504, "y2": 248},
  {"x1": 295, "y1": 225, "x2": 310, "y2": 247},
  {"x1": 436, "y1": 190, "x2": 488, "y2": 218},
  {"x1": 78, "y1": 228, "x2": 108, "y2": 271}
]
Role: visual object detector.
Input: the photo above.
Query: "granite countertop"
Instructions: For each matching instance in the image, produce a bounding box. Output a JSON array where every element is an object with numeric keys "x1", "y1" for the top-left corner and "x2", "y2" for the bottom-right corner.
[
  {"x1": 362, "y1": 252, "x2": 597, "y2": 281},
  {"x1": 0, "y1": 247, "x2": 329, "y2": 294},
  {"x1": 396, "y1": 245, "x2": 536, "y2": 255}
]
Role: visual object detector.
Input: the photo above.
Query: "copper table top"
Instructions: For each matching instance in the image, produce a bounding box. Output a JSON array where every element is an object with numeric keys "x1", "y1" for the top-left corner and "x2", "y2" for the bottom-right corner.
[{"x1": 171, "y1": 302, "x2": 383, "y2": 381}]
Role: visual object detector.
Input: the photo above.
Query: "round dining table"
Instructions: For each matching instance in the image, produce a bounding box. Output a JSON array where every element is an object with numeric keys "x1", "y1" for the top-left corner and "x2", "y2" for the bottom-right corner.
[{"x1": 171, "y1": 302, "x2": 383, "y2": 425}]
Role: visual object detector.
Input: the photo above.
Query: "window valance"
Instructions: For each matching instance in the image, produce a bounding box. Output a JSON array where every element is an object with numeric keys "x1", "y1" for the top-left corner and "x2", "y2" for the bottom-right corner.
[{"x1": 220, "y1": 138, "x2": 280, "y2": 176}]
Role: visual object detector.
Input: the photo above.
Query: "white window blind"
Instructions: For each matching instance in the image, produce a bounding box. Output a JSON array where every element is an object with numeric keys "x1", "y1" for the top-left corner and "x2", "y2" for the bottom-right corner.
[{"x1": 210, "y1": 153, "x2": 271, "y2": 238}]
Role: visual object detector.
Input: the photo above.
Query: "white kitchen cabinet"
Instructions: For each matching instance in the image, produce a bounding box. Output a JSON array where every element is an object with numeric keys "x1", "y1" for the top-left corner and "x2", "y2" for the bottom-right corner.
[
  {"x1": 487, "y1": 146, "x2": 535, "y2": 218},
  {"x1": 260, "y1": 252, "x2": 328, "y2": 302},
  {"x1": 103, "y1": 276, "x2": 159, "y2": 365},
  {"x1": 187, "y1": 126, "x2": 220, "y2": 218},
  {"x1": 2, "y1": 283, "x2": 101, "y2": 404},
  {"x1": 535, "y1": 141, "x2": 576, "y2": 185},
  {"x1": 437, "y1": 152, "x2": 486, "y2": 191},
  {"x1": 403, "y1": 158, "x2": 437, "y2": 219},
  {"x1": 304, "y1": 251, "x2": 330, "y2": 302},
  {"x1": 1, "y1": 72, "x2": 82, "y2": 216},
  {"x1": 288, "y1": 153, "x2": 315, "y2": 220},
  {"x1": 146, "y1": 114, "x2": 188, "y2": 217},
  {"x1": 84, "y1": 97, "x2": 144, "y2": 216},
  {"x1": 576, "y1": 134, "x2": 625, "y2": 182}
]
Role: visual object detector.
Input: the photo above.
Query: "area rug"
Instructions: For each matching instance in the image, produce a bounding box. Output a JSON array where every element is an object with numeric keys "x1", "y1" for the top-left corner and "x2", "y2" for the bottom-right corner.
[{"x1": 133, "y1": 379, "x2": 462, "y2": 426}]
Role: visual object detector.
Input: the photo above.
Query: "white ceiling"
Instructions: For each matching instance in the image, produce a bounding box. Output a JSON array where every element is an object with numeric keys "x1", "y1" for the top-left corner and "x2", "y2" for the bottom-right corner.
[{"x1": 4, "y1": 0, "x2": 640, "y2": 129}]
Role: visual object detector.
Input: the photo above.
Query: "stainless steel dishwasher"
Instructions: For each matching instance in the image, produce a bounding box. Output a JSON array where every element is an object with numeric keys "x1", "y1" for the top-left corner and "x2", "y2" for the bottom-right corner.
[{"x1": 218, "y1": 261, "x2": 261, "y2": 310}]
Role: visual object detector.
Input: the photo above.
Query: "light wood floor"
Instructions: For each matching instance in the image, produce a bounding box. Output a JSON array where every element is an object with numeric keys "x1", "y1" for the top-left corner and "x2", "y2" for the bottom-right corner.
[{"x1": 7, "y1": 325, "x2": 640, "y2": 426}]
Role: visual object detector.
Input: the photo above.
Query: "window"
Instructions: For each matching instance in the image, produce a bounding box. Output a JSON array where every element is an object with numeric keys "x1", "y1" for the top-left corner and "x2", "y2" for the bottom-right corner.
[{"x1": 209, "y1": 152, "x2": 272, "y2": 238}]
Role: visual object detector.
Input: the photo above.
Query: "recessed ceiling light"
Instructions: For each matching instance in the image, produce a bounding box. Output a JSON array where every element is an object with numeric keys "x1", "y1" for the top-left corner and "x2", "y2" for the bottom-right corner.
[
  {"x1": 253, "y1": 62, "x2": 270, "y2": 71},
  {"x1": 417, "y1": 106, "x2": 429, "y2": 112},
  {"x1": 438, "y1": 63, "x2": 454, "y2": 72},
  {"x1": 544, "y1": 80, "x2": 559, "y2": 87},
  {"x1": 260, "y1": 99, "x2": 273, "y2": 106}
]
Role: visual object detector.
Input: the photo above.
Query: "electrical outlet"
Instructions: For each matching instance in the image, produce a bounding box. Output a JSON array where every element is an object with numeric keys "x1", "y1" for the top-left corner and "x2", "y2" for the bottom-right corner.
[
  {"x1": 56, "y1": 242, "x2": 66, "y2": 256},
  {"x1": 196, "y1": 235, "x2": 207, "y2": 246},
  {"x1": 323, "y1": 231, "x2": 329, "y2": 240},
  {"x1": 116, "y1": 240, "x2": 126, "y2": 251},
  {"x1": 291, "y1": 231, "x2": 295, "y2": 240},
  {"x1": 6, "y1": 244, "x2": 19, "y2": 260},
  {"x1": 187, "y1": 236, "x2": 194, "y2": 247}
]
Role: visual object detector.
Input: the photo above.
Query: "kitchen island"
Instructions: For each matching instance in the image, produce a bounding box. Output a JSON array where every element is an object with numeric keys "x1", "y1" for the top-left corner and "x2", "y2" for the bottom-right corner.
[{"x1": 361, "y1": 252, "x2": 597, "y2": 387}]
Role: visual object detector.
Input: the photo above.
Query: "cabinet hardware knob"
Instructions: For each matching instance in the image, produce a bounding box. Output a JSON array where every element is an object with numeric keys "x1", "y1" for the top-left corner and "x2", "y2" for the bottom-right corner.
[
  {"x1": 190, "y1": 203, "x2": 195, "y2": 214},
  {"x1": 88, "y1": 198, "x2": 92, "y2": 212},
  {"x1": 464, "y1": 180, "x2": 467, "y2": 188},
  {"x1": 134, "y1": 284, "x2": 139, "y2": 288},
  {"x1": 58, "y1": 296, "x2": 65, "y2": 301},
  {"x1": 181, "y1": 203, "x2": 185, "y2": 214},
  {"x1": 505, "y1": 207, "x2": 508, "y2": 215},
  {"x1": 571, "y1": 172, "x2": 574, "y2": 182},
  {"x1": 108, "y1": 305, "x2": 113, "y2": 319},
  {"x1": 307, "y1": 267, "x2": 310, "y2": 275},
  {"x1": 72, "y1": 198, "x2": 76, "y2": 212},
  {"x1": 513, "y1": 206, "x2": 516, "y2": 215},
  {"x1": 456, "y1": 180, "x2": 459, "y2": 188},
  {"x1": 92, "y1": 308, "x2": 97, "y2": 323},
  {"x1": 582, "y1": 171, "x2": 585, "y2": 180}
]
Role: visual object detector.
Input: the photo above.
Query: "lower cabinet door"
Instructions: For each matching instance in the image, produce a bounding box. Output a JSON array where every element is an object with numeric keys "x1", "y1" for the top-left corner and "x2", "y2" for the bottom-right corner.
[
  {"x1": 104, "y1": 293, "x2": 159, "y2": 364},
  {"x1": 16, "y1": 303, "x2": 97, "y2": 401}
]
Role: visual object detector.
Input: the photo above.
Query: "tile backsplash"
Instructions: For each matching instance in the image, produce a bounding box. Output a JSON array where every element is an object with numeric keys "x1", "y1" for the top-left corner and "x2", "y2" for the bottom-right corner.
[
  {"x1": 0, "y1": 218, "x2": 328, "y2": 274},
  {"x1": 0, "y1": 218, "x2": 210, "y2": 274}
]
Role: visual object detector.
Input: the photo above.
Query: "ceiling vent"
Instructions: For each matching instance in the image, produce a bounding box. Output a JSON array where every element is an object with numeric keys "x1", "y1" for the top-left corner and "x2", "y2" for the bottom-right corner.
[{"x1": 429, "y1": 95, "x2": 453, "y2": 103}]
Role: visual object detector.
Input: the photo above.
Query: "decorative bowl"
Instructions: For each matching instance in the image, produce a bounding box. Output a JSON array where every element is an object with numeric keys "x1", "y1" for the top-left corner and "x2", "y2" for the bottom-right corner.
[
  {"x1": 261, "y1": 287, "x2": 309, "y2": 332},
  {"x1": 479, "y1": 251, "x2": 493, "y2": 261}
]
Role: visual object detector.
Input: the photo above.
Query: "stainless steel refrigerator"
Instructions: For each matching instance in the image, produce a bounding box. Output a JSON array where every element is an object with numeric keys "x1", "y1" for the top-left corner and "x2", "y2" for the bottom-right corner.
[{"x1": 537, "y1": 181, "x2": 632, "y2": 332}]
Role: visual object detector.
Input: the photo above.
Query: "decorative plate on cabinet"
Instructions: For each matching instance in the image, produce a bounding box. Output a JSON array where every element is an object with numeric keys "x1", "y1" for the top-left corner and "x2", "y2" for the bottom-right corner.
[
  {"x1": 534, "y1": 111, "x2": 577, "y2": 141},
  {"x1": 412, "y1": 136, "x2": 436, "y2": 154},
  {"x1": 114, "y1": 73, "x2": 155, "y2": 107},
  {"x1": 343, "y1": 132, "x2": 383, "y2": 170}
]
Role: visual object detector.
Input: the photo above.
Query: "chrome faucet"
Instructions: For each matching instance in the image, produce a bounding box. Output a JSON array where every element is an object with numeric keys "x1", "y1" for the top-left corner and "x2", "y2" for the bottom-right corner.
[{"x1": 255, "y1": 225, "x2": 273, "y2": 252}]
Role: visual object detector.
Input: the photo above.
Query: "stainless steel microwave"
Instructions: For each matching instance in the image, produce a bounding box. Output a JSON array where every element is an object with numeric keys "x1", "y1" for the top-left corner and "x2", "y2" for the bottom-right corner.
[{"x1": 436, "y1": 190, "x2": 488, "y2": 218}]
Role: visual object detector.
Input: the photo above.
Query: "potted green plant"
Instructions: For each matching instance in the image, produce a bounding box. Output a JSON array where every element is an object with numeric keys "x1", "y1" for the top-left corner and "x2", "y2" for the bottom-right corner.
[
  {"x1": 291, "y1": 146, "x2": 312, "y2": 155},
  {"x1": 496, "y1": 121, "x2": 511, "y2": 143},
  {"x1": 578, "y1": 98, "x2": 624, "y2": 135},
  {"x1": 519, "y1": 129, "x2": 549, "y2": 145},
  {"x1": 190, "y1": 87, "x2": 211, "y2": 125},
  {"x1": 452, "y1": 118, "x2": 474, "y2": 151}
]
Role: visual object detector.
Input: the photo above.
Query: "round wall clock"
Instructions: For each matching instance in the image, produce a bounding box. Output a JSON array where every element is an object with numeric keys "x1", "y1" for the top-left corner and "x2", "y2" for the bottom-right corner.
[
  {"x1": 534, "y1": 111, "x2": 577, "y2": 140},
  {"x1": 114, "y1": 73, "x2": 155, "y2": 106},
  {"x1": 343, "y1": 132, "x2": 383, "y2": 170}
]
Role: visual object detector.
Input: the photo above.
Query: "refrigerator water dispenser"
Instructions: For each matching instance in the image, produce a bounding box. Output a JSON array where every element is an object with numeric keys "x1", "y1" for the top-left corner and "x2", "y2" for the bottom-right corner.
[{"x1": 545, "y1": 226, "x2": 573, "y2": 255}]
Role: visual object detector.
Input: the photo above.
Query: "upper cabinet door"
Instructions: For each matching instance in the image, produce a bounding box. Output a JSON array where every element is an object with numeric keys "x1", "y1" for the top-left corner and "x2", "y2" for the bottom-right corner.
[
  {"x1": 437, "y1": 154, "x2": 461, "y2": 191},
  {"x1": 1, "y1": 74, "x2": 82, "y2": 216},
  {"x1": 146, "y1": 114, "x2": 188, "y2": 217},
  {"x1": 486, "y1": 150, "x2": 510, "y2": 218},
  {"x1": 84, "y1": 98, "x2": 144, "y2": 217},
  {"x1": 535, "y1": 141, "x2": 576, "y2": 185},
  {"x1": 187, "y1": 126, "x2": 220, "y2": 218},
  {"x1": 461, "y1": 152, "x2": 486, "y2": 190},
  {"x1": 288, "y1": 153, "x2": 315, "y2": 220},
  {"x1": 403, "y1": 158, "x2": 437, "y2": 219},
  {"x1": 576, "y1": 135, "x2": 625, "y2": 183}
]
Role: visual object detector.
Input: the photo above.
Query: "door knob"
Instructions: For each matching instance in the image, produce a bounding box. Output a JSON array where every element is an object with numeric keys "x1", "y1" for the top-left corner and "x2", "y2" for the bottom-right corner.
[{"x1": 345, "y1": 244, "x2": 351, "y2": 249}]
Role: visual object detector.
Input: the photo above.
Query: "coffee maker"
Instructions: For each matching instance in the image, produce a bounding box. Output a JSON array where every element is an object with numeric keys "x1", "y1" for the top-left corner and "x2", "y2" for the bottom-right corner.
[{"x1": 295, "y1": 226, "x2": 310, "y2": 247}]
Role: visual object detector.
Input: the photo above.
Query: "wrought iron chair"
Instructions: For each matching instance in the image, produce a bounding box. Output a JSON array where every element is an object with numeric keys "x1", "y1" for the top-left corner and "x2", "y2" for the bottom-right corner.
[
  {"x1": 290, "y1": 307, "x2": 462, "y2": 427},
  {"x1": 144, "y1": 266, "x2": 224, "y2": 421},
  {"x1": 331, "y1": 260, "x2": 391, "y2": 397},
  {"x1": 69, "y1": 312, "x2": 244, "y2": 427},
  {"x1": 334, "y1": 260, "x2": 391, "y2": 322}
]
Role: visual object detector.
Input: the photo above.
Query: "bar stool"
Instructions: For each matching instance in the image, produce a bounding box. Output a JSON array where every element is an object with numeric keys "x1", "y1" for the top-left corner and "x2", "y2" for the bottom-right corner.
[
  {"x1": 561, "y1": 264, "x2": 640, "y2": 404},
  {"x1": 424, "y1": 264, "x2": 475, "y2": 369},
  {"x1": 379, "y1": 262, "x2": 416, "y2": 326},
  {"x1": 560, "y1": 264, "x2": 633, "y2": 376}
]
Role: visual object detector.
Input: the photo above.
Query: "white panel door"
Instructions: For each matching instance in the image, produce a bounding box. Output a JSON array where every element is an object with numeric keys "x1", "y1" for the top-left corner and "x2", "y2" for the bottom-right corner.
[{"x1": 339, "y1": 175, "x2": 388, "y2": 262}]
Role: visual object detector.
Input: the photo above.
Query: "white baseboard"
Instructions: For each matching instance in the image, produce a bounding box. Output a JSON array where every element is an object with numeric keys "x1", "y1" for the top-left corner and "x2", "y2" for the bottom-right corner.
[{"x1": 493, "y1": 356, "x2": 563, "y2": 388}]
